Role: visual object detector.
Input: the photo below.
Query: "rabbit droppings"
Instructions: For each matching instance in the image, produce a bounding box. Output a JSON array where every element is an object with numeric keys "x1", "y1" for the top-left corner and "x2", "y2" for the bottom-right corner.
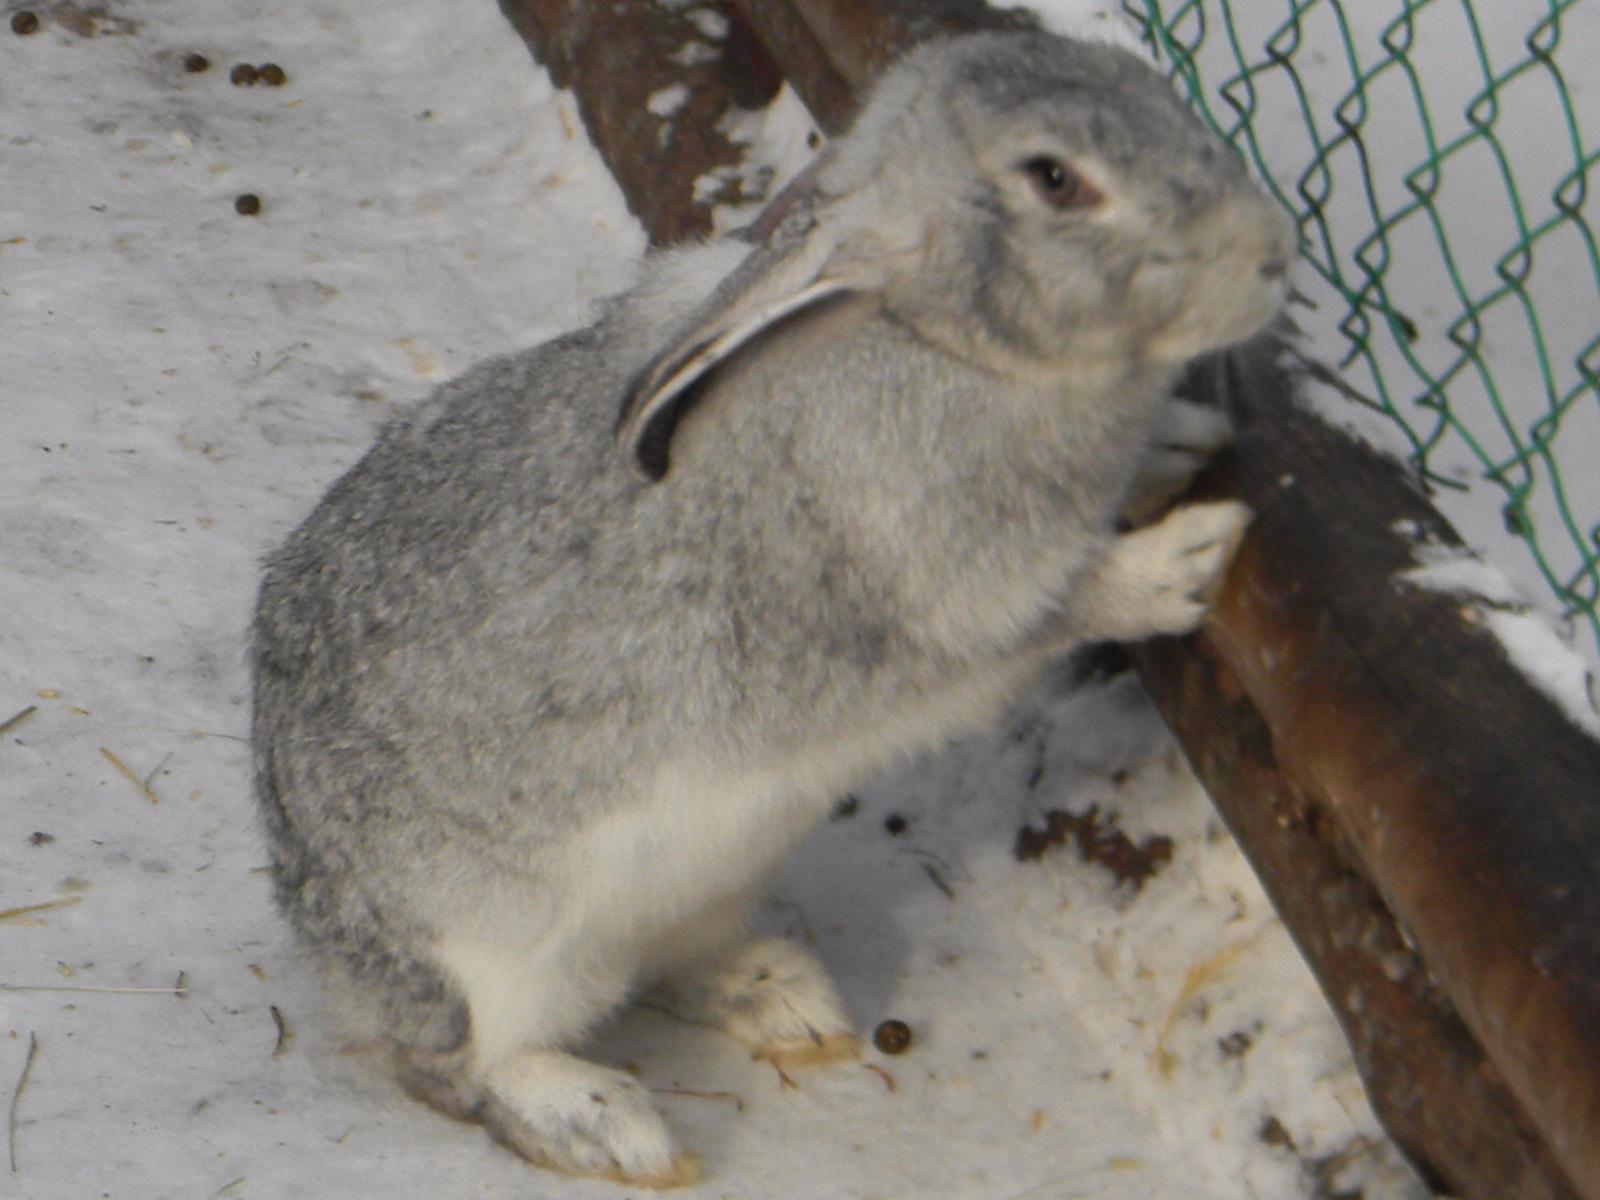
[{"x1": 251, "y1": 30, "x2": 1292, "y2": 1187}]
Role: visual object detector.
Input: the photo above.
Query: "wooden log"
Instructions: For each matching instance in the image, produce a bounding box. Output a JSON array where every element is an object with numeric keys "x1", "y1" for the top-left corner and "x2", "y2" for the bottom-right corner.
[
  {"x1": 494, "y1": 2, "x2": 1600, "y2": 1195},
  {"x1": 496, "y1": 0, "x2": 785, "y2": 242},
  {"x1": 733, "y1": 0, "x2": 858, "y2": 133},
  {"x1": 1141, "y1": 348, "x2": 1600, "y2": 1200},
  {"x1": 738, "y1": 0, "x2": 1033, "y2": 116},
  {"x1": 1143, "y1": 621, "x2": 1582, "y2": 1200}
]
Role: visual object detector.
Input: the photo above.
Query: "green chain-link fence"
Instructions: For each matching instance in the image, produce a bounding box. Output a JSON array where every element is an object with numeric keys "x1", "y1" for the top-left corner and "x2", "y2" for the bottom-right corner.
[{"x1": 1122, "y1": 0, "x2": 1600, "y2": 663}]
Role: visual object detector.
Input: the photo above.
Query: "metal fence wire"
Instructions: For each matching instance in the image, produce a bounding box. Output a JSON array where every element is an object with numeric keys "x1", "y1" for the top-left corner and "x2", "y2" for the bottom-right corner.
[{"x1": 1122, "y1": 0, "x2": 1600, "y2": 660}]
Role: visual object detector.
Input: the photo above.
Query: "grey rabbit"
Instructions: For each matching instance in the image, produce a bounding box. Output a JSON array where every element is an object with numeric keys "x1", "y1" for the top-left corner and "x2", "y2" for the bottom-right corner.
[{"x1": 251, "y1": 29, "x2": 1292, "y2": 1186}]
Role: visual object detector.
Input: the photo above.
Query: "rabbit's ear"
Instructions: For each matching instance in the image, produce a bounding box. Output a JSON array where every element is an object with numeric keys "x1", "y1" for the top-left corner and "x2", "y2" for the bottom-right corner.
[{"x1": 617, "y1": 166, "x2": 914, "y2": 481}]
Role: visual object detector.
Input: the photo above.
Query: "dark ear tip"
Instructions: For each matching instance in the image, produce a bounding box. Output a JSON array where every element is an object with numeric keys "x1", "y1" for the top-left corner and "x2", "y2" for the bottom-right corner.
[
  {"x1": 633, "y1": 446, "x2": 670, "y2": 483},
  {"x1": 626, "y1": 409, "x2": 674, "y2": 483}
]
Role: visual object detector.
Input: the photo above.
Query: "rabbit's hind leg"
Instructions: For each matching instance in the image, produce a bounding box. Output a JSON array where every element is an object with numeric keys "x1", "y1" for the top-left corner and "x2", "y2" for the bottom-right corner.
[
  {"x1": 416, "y1": 935, "x2": 696, "y2": 1186},
  {"x1": 396, "y1": 1038, "x2": 694, "y2": 1186},
  {"x1": 478, "y1": 1049, "x2": 698, "y2": 1187},
  {"x1": 393, "y1": 1037, "x2": 482, "y2": 1123}
]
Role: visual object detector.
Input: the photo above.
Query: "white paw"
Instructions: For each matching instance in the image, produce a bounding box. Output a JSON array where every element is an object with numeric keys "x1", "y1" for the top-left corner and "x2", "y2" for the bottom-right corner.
[
  {"x1": 481, "y1": 1050, "x2": 697, "y2": 1187},
  {"x1": 701, "y1": 938, "x2": 858, "y2": 1067},
  {"x1": 1123, "y1": 399, "x2": 1236, "y2": 522},
  {"x1": 1082, "y1": 500, "x2": 1253, "y2": 640},
  {"x1": 1157, "y1": 396, "x2": 1235, "y2": 455}
]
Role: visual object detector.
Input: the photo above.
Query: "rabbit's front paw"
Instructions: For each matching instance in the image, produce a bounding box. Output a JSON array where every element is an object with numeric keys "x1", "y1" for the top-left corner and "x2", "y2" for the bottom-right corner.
[
  {"x1": 480, "y1": 1050, "x2": 698, "y2": 1188},
  {"x1": 670, "y1": 937, "x2": 858, "y2": 1068},
  {"x1": 1076, "y1": 499, "x2": 1253, "y2": 641},
  {"x1": 1122, "y1": 398, "x2": 1236, "y2": 523},
  {"x1": 726, "y1": 938, "x2": 859, "y2": 1068}
]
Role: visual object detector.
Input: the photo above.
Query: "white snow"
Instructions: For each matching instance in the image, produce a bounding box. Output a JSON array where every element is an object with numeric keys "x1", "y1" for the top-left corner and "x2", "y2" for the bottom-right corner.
[
  {"x1": 991, "y1": 0, "x2": 1142, "y2": 47},
  {"x1": 702, "y1": 83, "x2": 818, "y2": 231},
  {"x1": 1400, "y1": 538, "x2": 1600, "y2": 739},
  {"x1": 1, "y1": 2, "x2": 1435, "y2": 1199},
  {"x1": 647, "y1": 83, "x2": 691, "y2": 119},
  {"x1": 685, "y1": 9, "x2": 731, "y2": 42},
  {"x1": 670, "y1": 39, "x2": 721, "y2": 68}
]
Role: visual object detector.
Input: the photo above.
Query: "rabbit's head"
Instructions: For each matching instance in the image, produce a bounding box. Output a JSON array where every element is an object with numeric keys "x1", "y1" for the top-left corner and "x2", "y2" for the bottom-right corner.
[{"x1": 620, "y1": 31, "x2": 1293, "y2": 479}]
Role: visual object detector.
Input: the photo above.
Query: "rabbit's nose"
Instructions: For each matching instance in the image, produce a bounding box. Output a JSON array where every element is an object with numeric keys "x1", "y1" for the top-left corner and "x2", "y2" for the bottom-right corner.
[{"x1": 1258, "y1": 257, "x2": 1290, "y2": 280}]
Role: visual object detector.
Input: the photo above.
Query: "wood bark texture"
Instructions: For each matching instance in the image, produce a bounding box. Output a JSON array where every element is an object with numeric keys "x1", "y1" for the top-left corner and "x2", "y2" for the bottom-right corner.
[
  {"x1": 1143, "y1": 622, "x2": 1584, "y2": 1200},
  {"x1": 497, "y1": 0, "x2": 785, "y2": 242},
  {"x1": 494, "y1": 2, "x2": 1600, "y2": 1196},
  {"x1": 1143, "y1": 348, "x2": 1600, "y2": 1200}
]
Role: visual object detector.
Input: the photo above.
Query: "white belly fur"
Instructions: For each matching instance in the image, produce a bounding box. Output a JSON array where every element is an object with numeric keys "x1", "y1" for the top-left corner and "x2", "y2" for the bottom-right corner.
[{"x1": 437, "y1": 656, "x2": 1036, "y2": 1068}]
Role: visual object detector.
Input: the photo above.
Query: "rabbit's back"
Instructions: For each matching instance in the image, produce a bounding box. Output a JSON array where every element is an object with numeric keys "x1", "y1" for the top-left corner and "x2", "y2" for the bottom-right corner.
[
  {"x1": 253, "y1": 330, "x2": 638, "y2": 839},
  {"x1": 253, "y1": 292, "x2": 1129, "y2": 872}
]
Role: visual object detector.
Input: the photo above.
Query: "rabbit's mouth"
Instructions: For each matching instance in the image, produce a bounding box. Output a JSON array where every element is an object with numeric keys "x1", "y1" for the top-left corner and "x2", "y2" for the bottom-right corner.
[
  {"x1": 1142, "y1": 267, "x2": 1291, "y2": 363},
  {"x1": 1138, "y1": 224, "x2": 1295, "y2": 362}
]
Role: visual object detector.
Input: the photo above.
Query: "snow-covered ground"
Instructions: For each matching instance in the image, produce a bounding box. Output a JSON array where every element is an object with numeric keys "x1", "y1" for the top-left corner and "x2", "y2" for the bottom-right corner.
[{"x1": 0, "y1": 2, "x2": 1453, "y2": 1197}]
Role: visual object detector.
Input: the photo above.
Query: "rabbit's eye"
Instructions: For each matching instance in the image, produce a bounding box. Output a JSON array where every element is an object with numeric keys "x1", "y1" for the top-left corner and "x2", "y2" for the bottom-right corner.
[{"x1": 1020, "y1": 156, "x2": 1100, "y2": 210}]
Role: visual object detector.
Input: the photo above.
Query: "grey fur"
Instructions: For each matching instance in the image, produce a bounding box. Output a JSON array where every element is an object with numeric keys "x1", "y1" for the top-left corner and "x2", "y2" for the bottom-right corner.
[{"x1": 252, "y1": 30, "x2": 1292, "y2": 1179}]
